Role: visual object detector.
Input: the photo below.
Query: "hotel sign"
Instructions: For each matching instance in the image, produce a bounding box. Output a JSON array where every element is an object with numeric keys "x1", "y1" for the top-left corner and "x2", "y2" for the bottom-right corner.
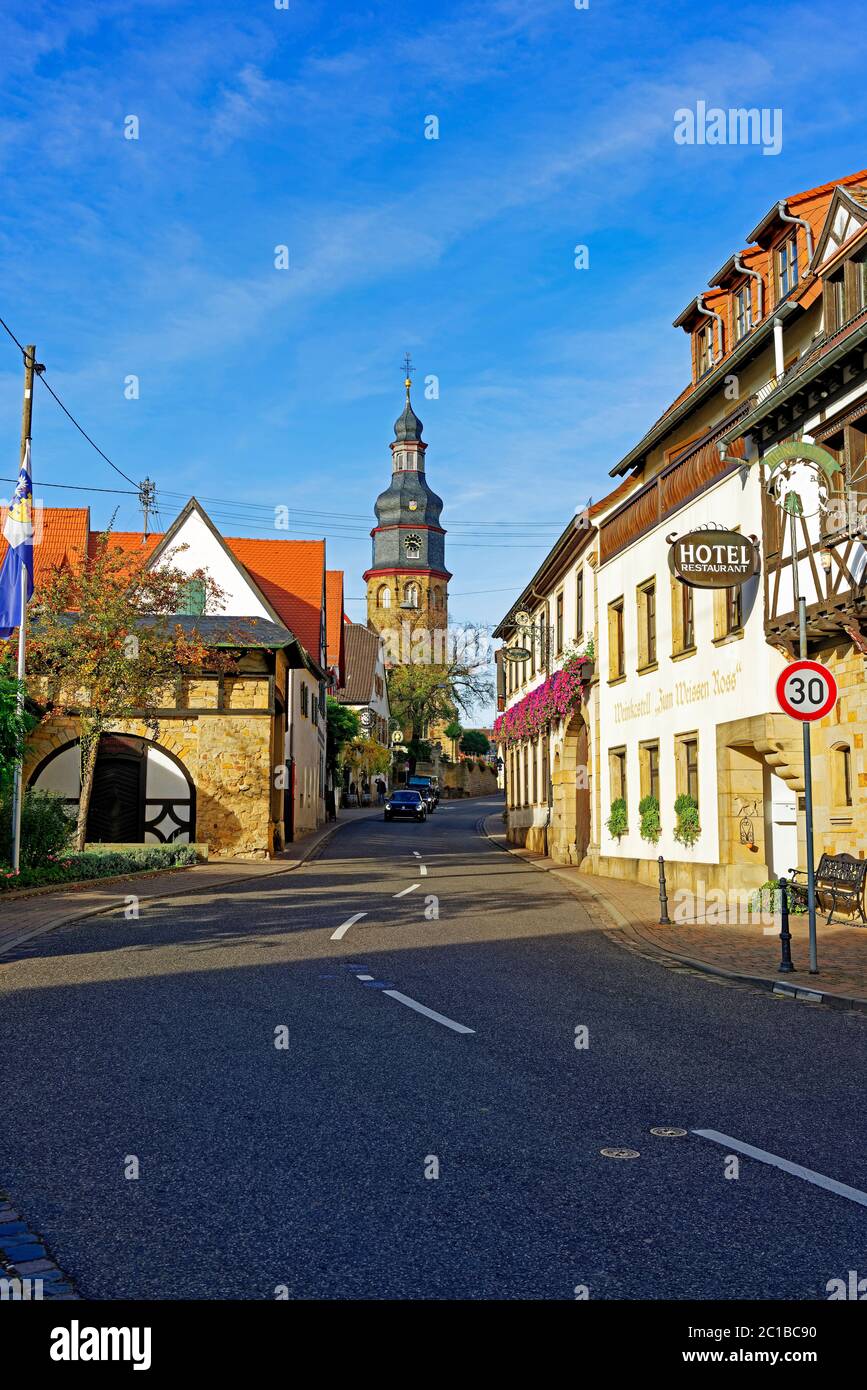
[{"x1": 667, "y1": 529, "x2": 759, "y2": 589}]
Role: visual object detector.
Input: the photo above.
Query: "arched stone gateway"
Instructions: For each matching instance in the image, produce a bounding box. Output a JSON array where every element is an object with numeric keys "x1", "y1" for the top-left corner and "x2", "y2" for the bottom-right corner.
[
  {"x1": 29, "y1": 734, "x2": 196, "y2": 844},
  {"x1": 550, "y1": 711, "x2": 591, "y2": 866}
]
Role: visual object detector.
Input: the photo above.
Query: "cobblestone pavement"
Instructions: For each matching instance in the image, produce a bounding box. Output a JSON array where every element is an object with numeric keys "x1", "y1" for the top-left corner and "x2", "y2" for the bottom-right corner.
[{"x1": 484, "y1": 821, "x2": 867, "y2": 1009}]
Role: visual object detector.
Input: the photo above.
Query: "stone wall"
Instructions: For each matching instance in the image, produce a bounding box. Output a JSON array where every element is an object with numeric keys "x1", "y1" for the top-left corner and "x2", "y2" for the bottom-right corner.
[
  {"x1": 811, "y1": 642, "x2": 866, "y2": 859},
  {"x1": 24, "y1": 701, "x2": 278, "y2": 861},
  {"x1": 442, "y1": 761, "x2": 500, "y2": 798}
]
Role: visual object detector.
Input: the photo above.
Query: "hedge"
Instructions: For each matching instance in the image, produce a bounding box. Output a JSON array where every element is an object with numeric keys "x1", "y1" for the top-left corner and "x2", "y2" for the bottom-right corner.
[{"x1": 0, "y1": 843, "x2": 198, "y2": 891}]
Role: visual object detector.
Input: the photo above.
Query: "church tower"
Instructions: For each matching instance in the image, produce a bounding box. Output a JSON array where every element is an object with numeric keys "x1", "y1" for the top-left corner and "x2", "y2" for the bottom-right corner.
[{"x1": 364, "y1": 361, "x2": 450, "y2": 660}]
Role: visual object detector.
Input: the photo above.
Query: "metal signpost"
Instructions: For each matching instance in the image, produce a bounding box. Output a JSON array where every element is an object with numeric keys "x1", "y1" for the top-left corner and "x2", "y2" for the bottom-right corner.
[{"x1": 775, "y1": 656, "x2": 838, "y2": 975}]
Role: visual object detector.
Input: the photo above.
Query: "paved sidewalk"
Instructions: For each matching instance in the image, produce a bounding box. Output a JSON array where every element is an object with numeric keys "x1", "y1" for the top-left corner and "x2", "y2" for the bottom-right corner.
[
  {"x1": 483, "y1": 815, "x2": 867, "y2": 1011},
  {"x1": 0, "y1": 811, "x2": 380, "y2": 960}
]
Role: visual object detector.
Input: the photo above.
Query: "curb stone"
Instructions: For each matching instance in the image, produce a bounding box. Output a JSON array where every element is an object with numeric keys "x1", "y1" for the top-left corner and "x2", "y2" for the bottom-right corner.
[
  {"x1": 479, "y1": 814, "x2": 867, "y2": 1020},
  {"x1": 0, "y1": 1193, "x2": 78, "y2": 1300}
]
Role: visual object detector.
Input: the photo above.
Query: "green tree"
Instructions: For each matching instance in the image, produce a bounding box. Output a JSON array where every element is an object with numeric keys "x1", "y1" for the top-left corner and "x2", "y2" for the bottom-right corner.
[
  {"x1": 326, "y1": 697, "x2": 359, "y2": 775},
  {"x1": 0, "y1": 657, "x2": 37, "y2": 791},
  {"x1": 444, "y1": 719, "x2": 463, "y2": 741},
  {"x1": 17, "y1": 534, "x2": 233, "y2": 851},
  {"x1": 459, "y1": 729, "x2": 490, "y2": 757},
  {"x1": 386, "y1": 613, "x2": 493, "y2": 772}
]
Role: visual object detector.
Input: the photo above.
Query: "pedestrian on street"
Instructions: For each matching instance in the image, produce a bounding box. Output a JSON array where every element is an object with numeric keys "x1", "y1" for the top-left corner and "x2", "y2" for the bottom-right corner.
[{"x1": 376, "y1": 775, "x2": 387, "y2": 805}]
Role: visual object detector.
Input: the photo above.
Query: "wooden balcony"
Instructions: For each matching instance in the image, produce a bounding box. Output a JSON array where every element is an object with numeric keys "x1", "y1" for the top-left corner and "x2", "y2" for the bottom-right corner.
[{"x1": 598, "y1": 406, "x2": 751, "y2": 564}]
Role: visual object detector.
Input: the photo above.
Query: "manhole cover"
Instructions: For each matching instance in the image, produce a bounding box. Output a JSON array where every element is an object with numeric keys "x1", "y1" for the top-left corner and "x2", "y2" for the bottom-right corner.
[
  {"x1": 600, "y1": 1147, "x2": 640, "y2": 1159},
  {"x1": 650, "y1": 1127, "x2": 687, "y2": 1137}
]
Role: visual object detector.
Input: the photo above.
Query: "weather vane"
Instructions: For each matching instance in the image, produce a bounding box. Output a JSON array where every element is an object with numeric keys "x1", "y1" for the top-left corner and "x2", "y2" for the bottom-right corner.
[{"x1": 403, "y1": 352, "x2": 414, "y2": 391}]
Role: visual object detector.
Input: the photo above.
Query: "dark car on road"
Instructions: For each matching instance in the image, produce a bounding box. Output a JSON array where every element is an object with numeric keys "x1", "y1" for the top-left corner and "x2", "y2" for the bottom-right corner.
[
  {"x1": 384, "y1": 790, "x2": 428, "y2": 822},
  {"x1": 407, "y1": 775, "x2": 438, "y2": 811}
]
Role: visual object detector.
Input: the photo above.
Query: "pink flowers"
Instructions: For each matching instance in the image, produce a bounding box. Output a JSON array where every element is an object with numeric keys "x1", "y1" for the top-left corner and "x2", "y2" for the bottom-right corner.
[{"x1": 493, "y1": 657, "x2": 585, "y2": 747}]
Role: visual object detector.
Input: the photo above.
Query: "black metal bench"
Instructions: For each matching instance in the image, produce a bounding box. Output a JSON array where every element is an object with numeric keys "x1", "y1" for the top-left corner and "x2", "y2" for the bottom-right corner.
[{"x1": 790, "y1": 853, "x2": 867, "y2": 926}]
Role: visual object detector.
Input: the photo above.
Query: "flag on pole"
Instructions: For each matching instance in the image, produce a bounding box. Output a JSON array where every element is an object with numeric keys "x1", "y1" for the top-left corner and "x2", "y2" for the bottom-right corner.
[{"x1": 0, "y1": 441, "x2": 34, "y2": 638}]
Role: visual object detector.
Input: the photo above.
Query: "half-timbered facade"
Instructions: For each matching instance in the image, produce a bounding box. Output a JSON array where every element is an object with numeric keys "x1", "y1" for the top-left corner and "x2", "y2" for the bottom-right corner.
[
  {"x1": 720, "y1": 182, "x2": 867, "y2": 861},
  {"x1": 494, "y1": 168, "x2": 867, "y2": 895}
]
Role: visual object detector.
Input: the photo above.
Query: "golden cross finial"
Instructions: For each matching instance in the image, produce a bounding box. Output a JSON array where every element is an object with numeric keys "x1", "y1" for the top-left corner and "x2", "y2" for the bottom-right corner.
[{"x1": 403, "y1": 351, "x2": 414, "y2": 394}]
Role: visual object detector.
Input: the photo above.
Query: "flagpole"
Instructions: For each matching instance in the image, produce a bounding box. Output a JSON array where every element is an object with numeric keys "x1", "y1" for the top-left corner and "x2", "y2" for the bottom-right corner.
[{"x1": 10, "y1": 344, "x2": 35, "y2": 873}]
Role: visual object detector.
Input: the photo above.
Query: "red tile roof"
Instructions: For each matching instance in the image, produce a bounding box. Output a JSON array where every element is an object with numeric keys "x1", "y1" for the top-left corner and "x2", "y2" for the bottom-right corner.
[
  {"x1": 1, "y1": 509, "x2": 328, "y2": 663},
  {"x1": 225, "y1": 537, "x2": 325, "y2": 662},
  {"x1": 325, "y1": 570, "x2": 346, "y2": 685},
  {"x1": 91, "y1": 530, "x2": 326, "y2": 660},
  {"x1": 0, "y1": 506, "x2": 90, "y2": 584}
]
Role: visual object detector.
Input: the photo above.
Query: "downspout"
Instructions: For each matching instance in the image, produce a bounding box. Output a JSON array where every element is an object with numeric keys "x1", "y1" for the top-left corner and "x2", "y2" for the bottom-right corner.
[
  {"x1": 773, "y1": 318, "x2": 785, "y2": 379},
  {"x1": 777, "y1": 200, "x2": 814, "y2": 265},
  {"x1": 696, "y1": 293, "x2": 724, "y2": 363},
  {"x1": 286, "y1": 659, "x2": 295, "y2": 842},
  {"x1": 734, "y1": 254, "x2": 763, "y2": 322}
]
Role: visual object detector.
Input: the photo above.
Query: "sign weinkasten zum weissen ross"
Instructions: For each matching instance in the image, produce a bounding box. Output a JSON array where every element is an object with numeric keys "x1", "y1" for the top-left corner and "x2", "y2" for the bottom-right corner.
[{"x1": 667, "y1": 529, "x2": 760, "y2": 588}]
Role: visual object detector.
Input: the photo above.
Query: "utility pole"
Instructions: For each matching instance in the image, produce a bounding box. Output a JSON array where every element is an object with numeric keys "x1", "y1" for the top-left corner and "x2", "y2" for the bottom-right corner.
[
  {"x1": 10, "y1": 345, "x2": 37, "y2": 871},
  {"x1": 790, "y1": 507, "x2": 818, "y2": 973},
  {"x1": 139, "y1": 477, "x2": 156, "y2": 538}
]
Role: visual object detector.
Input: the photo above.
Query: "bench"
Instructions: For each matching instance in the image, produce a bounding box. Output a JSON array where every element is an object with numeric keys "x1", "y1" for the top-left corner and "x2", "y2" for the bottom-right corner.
[{"x1": 790, "y1": 853, "x2": 867, "y2": 926}]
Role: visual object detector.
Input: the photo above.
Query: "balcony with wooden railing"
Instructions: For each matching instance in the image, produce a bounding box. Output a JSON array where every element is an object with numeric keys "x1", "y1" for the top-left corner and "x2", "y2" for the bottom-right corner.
[{"x1": 598, "y1": 408, "x2": 751, "y2": 565}]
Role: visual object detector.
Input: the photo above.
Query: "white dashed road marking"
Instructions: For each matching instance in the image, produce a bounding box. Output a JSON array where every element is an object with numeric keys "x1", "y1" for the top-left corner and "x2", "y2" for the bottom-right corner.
[
  {"x1": 693, "y1": 1129, "x2": 867, "y2": 1209},
  {"x1": 330, "y1": 912, "x2": 367, "y2": 941},
  {"x1": 393, "y1": 883, "x2": 420, "y2": 898},
  {"x1": 383, "y1": 990, "x2": 475, "y2": 1034},
  {"x1": 420, "y1": 865, "x2": 427, "y2": 876},
  {"x1": 356, "y1": 974, "x2": 374, "y2": 981},
  {"x1": 413, "y1": 852, "x2": 421, "y2": 858}
]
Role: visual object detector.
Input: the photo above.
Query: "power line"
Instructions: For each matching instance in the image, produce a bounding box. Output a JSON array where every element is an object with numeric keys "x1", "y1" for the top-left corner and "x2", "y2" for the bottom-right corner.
[
  {"x1": 0, "y1": 476, "x2": 138, "y2": 496},
  {"x1": 155, "y1": 488, "x2": 561, "y2": 530},
  {"x1": 0, "y1": 313, "x2": 139, "y2": 487}
]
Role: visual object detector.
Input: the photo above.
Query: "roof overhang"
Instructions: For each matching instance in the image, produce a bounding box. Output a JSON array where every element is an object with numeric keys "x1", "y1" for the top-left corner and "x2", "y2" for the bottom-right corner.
[
  {"x1": 493, "y1": 515, "x2": 595, "y2": 638},
  {"x1": 610, "y1": 296, "x2": 803, "y2": 476}
]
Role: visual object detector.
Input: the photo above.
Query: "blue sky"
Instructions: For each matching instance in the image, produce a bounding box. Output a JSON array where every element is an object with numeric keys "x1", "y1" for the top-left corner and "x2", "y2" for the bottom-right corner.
[{"x1": 1, "y1": 0, "x2": 866, "y2": 665}]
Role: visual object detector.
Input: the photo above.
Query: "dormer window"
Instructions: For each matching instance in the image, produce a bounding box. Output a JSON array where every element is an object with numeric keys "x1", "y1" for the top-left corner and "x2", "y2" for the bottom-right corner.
[
  {"x1": 778, "y1": 235, "x2": 799, "y2": 298},
  {"x1": 696, "y1": 323, "x2": 714, "y2": 378},
  {"x1": 829, "y1": 268, "x2": 846, "y2": 332},
  {"x1": 856, "y1": 252, "x2": 867, "y2": 312},
  {"x1": 735, "y1": 285, "x2": 753, "y2": 341}
]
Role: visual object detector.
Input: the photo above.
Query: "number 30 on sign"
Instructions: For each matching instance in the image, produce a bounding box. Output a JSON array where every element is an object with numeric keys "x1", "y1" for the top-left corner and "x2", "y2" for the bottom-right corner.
[{"x1": 775, "y1": 659, "x2": 838, "y2": 721}]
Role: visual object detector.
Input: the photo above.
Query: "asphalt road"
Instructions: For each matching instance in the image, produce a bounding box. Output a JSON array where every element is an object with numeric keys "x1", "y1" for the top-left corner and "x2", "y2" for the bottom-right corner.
[{"x1": 1, "y1": 796, "x2": 866, "y2": 1301}]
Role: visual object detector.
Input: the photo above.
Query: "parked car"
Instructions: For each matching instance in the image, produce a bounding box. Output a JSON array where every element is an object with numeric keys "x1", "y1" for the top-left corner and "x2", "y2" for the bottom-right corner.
[
  {"x1": 384, "y1": 790, "x2": 427, "y2": 822},
  {"x1": 407, "y1": 775, "x2": 439, "y2": 809}
]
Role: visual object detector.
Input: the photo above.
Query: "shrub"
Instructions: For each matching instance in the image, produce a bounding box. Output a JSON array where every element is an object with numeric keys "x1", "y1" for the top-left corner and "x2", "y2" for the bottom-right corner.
[
  {"x1": 606, "y1": 797, "x2": 627, "y2": 839},
  {"x1": 0, "y1": 786, "x2": 75, "y2": 869},
  {"x1": 0, "y1": 842, "x2": 198, "y2": 891},
  {"x1": 748, "y1": 879, "x2": 807, "y2": 916},
  {"x1": 639, "y1": 794, "x2": 662, "y2": 844},
  {"x1": 673, "y1": 793, "x2": 701, "y2": 847}
]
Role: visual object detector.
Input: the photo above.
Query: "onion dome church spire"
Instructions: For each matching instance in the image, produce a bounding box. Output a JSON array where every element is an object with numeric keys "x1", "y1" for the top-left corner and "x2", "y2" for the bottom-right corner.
[{"x1": 364, "y1": 356, "x2": 451, "y2": 655}]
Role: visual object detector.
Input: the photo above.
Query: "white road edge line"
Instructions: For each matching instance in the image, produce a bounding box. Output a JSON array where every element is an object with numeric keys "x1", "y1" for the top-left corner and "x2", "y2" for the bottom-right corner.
[
  {"x1": 393, "y1": 883, "x2": 420, "y2": 898},
  {"x1": 383, "y1": 990, "x2": 475, "y2": 1034},
  {"x1": 693, "y1": 1129, "x2": 867, "y2": 1209},
  {"x1": 330, "y1": 912, "x2": 367, "y2": 941}
]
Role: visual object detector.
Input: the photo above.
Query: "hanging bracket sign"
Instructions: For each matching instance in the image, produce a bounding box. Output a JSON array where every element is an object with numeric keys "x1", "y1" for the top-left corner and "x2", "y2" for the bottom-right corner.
[{"x1": 667, "y1": 528, "x2": 760, "y2": 589}]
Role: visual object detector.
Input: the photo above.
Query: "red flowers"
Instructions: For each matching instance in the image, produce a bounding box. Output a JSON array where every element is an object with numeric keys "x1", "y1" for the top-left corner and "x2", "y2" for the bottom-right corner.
[{"x1": 493, "y1": 657, "x2": 584, "y2": 747}]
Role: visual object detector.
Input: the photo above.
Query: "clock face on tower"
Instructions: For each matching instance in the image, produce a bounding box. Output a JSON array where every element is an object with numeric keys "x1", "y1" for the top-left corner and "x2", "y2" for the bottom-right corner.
[{"x1": 404, "y1": 533, "x2": 421, "y2": 558}]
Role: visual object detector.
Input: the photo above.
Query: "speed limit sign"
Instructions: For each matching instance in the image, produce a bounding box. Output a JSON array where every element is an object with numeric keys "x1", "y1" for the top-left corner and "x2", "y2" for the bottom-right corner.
[{"x1": 776, "y1": 659, "x2": 838, "y2": 722}]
